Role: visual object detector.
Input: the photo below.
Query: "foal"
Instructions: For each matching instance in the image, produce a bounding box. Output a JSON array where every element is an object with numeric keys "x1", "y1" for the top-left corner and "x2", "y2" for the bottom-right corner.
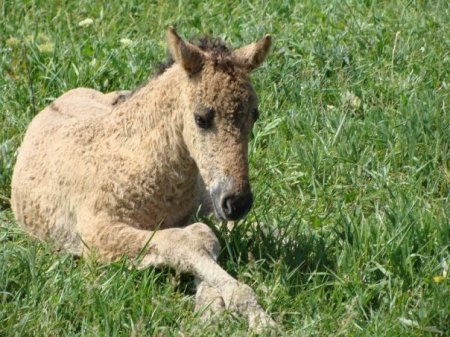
[{"x1": 11, "y1": 27, "x2": 274, "y2": 330}]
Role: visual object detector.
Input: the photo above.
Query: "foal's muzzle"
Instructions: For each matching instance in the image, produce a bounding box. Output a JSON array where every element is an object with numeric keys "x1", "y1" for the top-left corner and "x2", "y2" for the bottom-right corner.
[{"x1": 211, "y1": 181, "x2": 253, "y2": 221}]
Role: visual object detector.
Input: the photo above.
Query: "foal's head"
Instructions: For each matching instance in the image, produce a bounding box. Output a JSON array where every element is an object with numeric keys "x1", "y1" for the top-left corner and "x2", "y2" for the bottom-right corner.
[{"x1": 167, "y1": 27, "x2": 271, "y2": 221}]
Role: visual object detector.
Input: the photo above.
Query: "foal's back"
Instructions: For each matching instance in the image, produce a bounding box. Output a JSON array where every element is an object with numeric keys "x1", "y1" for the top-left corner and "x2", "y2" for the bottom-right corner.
[{"x1": 10, "y1": 88, "x2": 125, "y2": 253}]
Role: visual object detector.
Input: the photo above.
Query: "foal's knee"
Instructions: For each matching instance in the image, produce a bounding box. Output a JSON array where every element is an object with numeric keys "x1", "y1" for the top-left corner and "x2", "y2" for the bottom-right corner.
[{"x1": 186, "y1": 223, "x2": 221, "y2": 260}]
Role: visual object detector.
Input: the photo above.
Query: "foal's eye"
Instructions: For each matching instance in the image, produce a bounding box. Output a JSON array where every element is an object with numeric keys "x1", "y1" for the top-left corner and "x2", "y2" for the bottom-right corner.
[
  {"x1": 195, "y1": 115, "x2": 209, "y2": 129},
  {"x1": 252, "y1": 108, "x2": 260, "y2": 121},
  {"x1": 194, "y1": 109, "x2": 214, "y2": 129}
]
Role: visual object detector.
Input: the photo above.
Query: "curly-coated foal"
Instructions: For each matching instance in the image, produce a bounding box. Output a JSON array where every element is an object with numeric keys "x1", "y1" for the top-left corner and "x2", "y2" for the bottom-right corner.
[{"x1": 11, "y1": 27, "x2": 273, "y2": 330}]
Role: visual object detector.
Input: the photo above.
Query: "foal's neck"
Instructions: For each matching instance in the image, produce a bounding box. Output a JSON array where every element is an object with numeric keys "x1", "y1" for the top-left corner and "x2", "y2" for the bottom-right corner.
[
  {"x1": 111, "y1": 66, "x2": 187, "y2": 137},
  {"x1": 104, "y1": 65, "x2": 196, "y2": 171}
]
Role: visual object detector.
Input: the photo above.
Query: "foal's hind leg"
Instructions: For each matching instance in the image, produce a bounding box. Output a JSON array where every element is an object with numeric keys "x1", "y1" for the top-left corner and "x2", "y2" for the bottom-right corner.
[{"x1": 81, "y1": 221, "x2": 275, "y2": 332}]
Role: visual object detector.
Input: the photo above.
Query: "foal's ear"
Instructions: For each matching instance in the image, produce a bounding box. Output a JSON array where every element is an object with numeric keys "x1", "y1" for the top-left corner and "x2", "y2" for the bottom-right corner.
[
  {"x1": 167, "y1": 27, "x2": 204, "y2": 75},
  {"x1": 233, "y1": 35, "x2": 272, "y2": 71}
]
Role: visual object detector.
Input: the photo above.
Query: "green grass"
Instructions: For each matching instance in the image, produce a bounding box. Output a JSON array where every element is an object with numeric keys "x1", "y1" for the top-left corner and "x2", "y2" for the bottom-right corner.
[{"x1": 1, "y1": 0, "x2": 449, "y2": 336}]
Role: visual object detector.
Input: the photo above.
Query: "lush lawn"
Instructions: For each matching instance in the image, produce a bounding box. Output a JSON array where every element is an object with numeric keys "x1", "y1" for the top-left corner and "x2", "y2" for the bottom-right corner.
[{"x1": 1, "y1": 0, "x2": 449, "y2": 336}]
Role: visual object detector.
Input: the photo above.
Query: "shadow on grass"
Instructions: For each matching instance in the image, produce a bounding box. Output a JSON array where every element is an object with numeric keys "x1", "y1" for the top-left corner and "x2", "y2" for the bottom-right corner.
[{"x1": 199, "y1": 214, "x2": 339, "y2": 298}]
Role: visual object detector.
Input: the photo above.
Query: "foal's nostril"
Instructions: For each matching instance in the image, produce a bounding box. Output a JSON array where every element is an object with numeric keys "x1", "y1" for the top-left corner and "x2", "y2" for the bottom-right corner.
[
  {"x1": 221, "y1": 192, "x2": 253, "y2": 220},
  {"x1": 222, "y1": 196, "x2": 235, "y2": 216}
]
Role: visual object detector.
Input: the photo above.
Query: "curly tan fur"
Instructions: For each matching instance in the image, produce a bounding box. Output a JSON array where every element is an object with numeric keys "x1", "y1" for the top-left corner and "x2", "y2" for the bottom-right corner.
[{"x1": 11, "y1": 27, "x2": 274, "y2": 331}]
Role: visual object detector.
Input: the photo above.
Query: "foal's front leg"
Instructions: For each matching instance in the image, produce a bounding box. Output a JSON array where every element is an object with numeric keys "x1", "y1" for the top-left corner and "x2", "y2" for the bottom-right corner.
[
  {"x1": 194, "y1": 280, "x2": 225, "y2": 320},
  {"x1": 141, "y1": 223, "x2": 276, "y2": 331},
  {"x1": 81, "y1": 221, "x2": 275, "y2": 331}
]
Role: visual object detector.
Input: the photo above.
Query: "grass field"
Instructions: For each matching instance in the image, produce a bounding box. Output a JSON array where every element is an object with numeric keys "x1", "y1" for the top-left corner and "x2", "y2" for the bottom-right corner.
[{"x1": 1, "y1": 0, "x2": 449, "y2": 336}]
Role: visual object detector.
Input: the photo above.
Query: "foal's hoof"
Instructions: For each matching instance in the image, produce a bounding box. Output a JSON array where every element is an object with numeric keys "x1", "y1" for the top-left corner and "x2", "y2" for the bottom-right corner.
[
  {"x1": 228, "y1": 283, "x2": 277, "y2": 333},
  {"x1": 194, "y1": 283, "x2": 225, "y2": 321},
  {"x1": 247, "y1": 307, "x2": 277, "y2": 334}
]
